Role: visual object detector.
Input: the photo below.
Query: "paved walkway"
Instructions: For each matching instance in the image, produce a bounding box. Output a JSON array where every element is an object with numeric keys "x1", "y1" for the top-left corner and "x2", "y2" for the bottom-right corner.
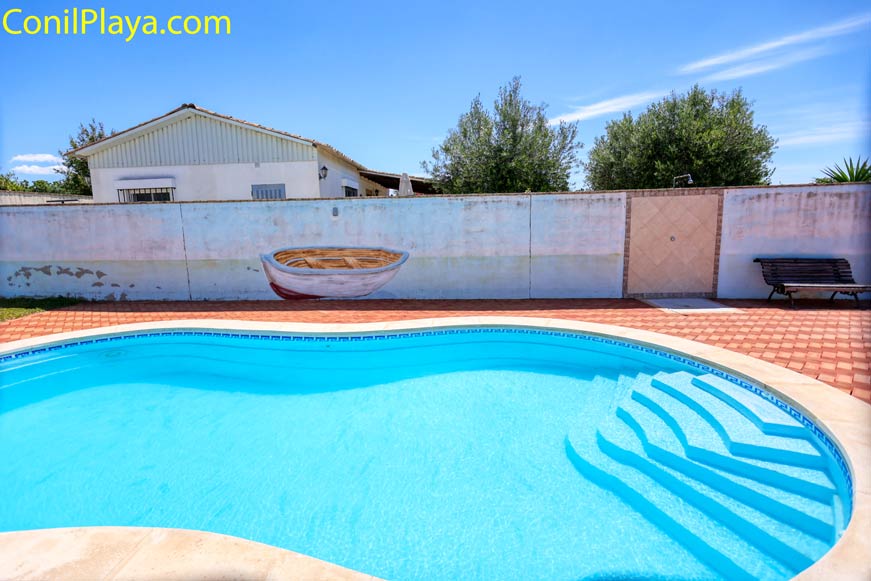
[{"x1": 1, "y1": 299, "x2": 868, "y2": 404}]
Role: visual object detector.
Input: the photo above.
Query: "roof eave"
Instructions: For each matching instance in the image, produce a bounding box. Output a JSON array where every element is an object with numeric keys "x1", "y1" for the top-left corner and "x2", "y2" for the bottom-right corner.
[
  {"x1": 67, "y1": 104, "x2": 193, "y2": 158},
  {"x1": 360, "y1": 169, "x2": 434, "y2": 182},
  {"x1": 68, "y1": 104, "x2": 317, "y2": 159},
  {"x1": 313, "y1": 143, "x2": 367, "y2": 172}
]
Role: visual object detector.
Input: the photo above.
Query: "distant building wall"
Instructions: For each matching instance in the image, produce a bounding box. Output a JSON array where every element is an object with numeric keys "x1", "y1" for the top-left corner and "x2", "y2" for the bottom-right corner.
[
  {"x1": 1, "y1": 184, "x2": 868, "y2": 301},
  {"x1": 316, "y1": 150, "x2": 385, "y2": 198},
  {"x1": 81, "y1": 108, "x2": 369, "y2": 202},
  {"x1": 90, "y1": 160, "x2": 321, "y2": 203}
]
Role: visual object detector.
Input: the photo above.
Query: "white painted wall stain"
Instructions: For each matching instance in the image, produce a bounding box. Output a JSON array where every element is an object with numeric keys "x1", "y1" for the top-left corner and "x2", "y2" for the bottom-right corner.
[
  {"x1": 717, "y1": 184, "x2": 871, "y2": 299},
  {"x1": 1, "y1": 204, "x2": 190, "y2": 300},
  {"x1": 530, "y1": 193, "x2": 627, "y2": 298}
]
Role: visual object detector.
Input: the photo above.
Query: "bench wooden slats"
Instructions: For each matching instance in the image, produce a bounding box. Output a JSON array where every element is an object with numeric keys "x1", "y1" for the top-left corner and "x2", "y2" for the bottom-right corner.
[{"x1": 754, "y1": 258, "x2": 869, "y2": 307}]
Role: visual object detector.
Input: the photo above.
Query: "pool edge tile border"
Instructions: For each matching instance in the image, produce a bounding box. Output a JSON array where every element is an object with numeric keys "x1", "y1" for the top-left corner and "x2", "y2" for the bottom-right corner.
[{"x1": 1, "y1": 317, "x2": 869, "y2": 581}]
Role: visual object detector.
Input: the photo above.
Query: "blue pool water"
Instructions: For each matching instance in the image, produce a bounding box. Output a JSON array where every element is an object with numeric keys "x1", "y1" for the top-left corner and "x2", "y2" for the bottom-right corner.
[{"x1": 0, "y1": 328, "x2": 851, "y2": 580}]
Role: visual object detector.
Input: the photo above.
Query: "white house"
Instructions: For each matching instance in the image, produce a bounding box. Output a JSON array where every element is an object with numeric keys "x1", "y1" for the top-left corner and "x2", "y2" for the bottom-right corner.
[{"x1": 70, "y1": 104, "x2": 433, "y2": 203}]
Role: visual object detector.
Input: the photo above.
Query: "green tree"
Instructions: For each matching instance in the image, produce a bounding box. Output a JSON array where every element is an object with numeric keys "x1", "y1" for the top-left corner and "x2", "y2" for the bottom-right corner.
[
  {"x1": 585, "y1": 85, "x2": 776, "y2": 190},
  {"x1": 423, "y1": 77, "x2": 582, "y2": 194},
  {"x1": 57, "y1": 119, "x2": 111, "y2": 196},
  {"x1": 0, "y1": 172, "x2": 66, "y2": 193},
  {"x1": 814, "y1": 156, "x2": 871, "y2": 183},
  {"x1": 0, "y1": 171, "x2": 26, "y2": 191},
  {"x1": 30, "y1": 179, "x2": 64, "y2": 193}
]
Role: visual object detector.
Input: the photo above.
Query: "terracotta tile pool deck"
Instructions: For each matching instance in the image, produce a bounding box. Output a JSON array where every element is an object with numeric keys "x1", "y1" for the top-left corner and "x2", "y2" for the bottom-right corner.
[{"x1": 1, "y1": 298, "x2": 868, "y2": 404}]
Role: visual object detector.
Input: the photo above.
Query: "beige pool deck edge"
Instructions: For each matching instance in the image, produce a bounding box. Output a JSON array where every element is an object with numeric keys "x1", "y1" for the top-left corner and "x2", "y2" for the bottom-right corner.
[
  {"x1": 1, "y1": 317, "x2": 868, "y2": 581},
  {"x1": 0, "y1": 526, "x2": 379, "y2": 580}
]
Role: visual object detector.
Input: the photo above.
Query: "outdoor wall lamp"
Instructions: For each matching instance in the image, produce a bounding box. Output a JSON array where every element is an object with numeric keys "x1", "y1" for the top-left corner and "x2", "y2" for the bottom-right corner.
[
  {"x1": 673, "y1": 174, "x2": 693, "y2": 187},
  {"x1": 318, "y1": 166, "x2": 329, "y2": 180}
]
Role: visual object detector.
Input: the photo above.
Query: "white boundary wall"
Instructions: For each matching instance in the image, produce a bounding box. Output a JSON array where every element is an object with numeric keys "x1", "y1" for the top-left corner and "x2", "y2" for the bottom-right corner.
[
  {"x1": 2, "y1": 184, "x2": 868, "y2": 301},
  {"x1": 1, "y1": 193, "x2": 627, "y2": 300},
  {"x1": 717, "y1": 184, "x2": 871, "y2": 298}
]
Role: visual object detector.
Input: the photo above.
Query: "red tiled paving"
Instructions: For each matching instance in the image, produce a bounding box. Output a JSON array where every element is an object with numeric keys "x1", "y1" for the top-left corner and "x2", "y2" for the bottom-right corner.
[{"x1": 1, "y1": 299, "x2": 868, "y2": 404}]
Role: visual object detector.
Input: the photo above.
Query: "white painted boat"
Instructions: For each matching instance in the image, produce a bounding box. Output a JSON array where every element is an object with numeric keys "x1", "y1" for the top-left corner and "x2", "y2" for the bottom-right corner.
[{"x1": 260, "y1": 246, "x2": 409, "y2": 299}]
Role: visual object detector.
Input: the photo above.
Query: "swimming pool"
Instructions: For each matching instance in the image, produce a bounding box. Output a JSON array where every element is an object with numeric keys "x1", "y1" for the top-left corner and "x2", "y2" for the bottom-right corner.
[{"x1": 0, "y1": 323, "x2": 855, "y2": 580}]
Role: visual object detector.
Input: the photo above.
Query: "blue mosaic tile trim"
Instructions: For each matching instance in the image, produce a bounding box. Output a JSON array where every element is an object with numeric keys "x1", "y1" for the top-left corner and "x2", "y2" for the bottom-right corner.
[{"x1": 1, "y1": 326, "x2": 853, "y2": 497}]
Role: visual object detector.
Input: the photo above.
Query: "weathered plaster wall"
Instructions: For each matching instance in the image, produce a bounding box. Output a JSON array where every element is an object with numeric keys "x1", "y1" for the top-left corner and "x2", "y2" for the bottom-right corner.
[
  {"x1": 181, "y1": 195, "x2": 535, "y2": 299},
  {"x1": 718, "y1": 184, "x2": 871, "y2": 298},
  {"x1": 530, "y1": 193, "x2": 626, "y2": 298},
  {"x1": 0, "y1": 204, "x2": 190, "y2": 300},
  {"x1": 3, "y1": 184, "x2": 868, "y2": 301},
  {"x1": 1, "y1": 193, "x2": 626, "y2": 300}
]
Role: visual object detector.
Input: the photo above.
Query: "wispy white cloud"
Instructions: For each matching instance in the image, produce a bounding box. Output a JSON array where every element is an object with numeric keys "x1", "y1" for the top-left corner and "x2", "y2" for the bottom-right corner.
[
  {"x1": 768, "y1": 101, "x2": 870, "y2": 148},
  {"x1": 11, "y1": 164, "x2": 63, "y2": 175},
  {"x1": 679, "y1": 13, "x2": 871, "y2": 74},
  {"x1": 549, "y1": 90, "x2": 666, "y2": 124},
  {"x1": 10, "y1": 153, "x2": 63, "y2": 164},
  {"x1": 546, "y1": 16, "x2": 870, "y2": 129},
  {"x1": 700, "y1": 46, "x2": 830, "y2": 82},
  {"x1": 778, "y1": 121, "x2": 870, "y2": 147}
]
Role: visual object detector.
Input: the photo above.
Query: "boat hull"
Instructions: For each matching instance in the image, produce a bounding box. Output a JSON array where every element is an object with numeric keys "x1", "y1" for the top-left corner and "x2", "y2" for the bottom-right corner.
[{"x1": 260, "y1": 247, "x2": 408, "y2": 299}]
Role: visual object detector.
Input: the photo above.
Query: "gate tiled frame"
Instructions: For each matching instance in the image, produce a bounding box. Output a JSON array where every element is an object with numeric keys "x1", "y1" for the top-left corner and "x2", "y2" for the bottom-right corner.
[{"x1": 622, "y1": 188, "x2": 725, "y2": 298}]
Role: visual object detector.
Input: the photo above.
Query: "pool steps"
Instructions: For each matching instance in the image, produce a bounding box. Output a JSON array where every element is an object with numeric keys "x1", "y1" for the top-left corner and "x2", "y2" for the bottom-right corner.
[
  {"x1": 566, "y1": 371, "x2": 843, "y2": 580},
  {"x1": 690, "y1": 373, "x2": 807, "y2": 438},
  {"x1": 617, "y1": 393, "x2": 834, "y2": 541},
  {"x1": 565, "y1": 429, "x2": 790, "y2": 580},
  {"x1": 651, "y1": 372, "x2": 824, "y2": 468},
  {"x1": 636, "y1": 378, "x2": 836, "y2": 501}
]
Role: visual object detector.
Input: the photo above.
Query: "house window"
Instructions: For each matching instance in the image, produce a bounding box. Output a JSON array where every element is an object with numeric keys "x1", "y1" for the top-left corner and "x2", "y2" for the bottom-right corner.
[
  {"x1": 251, "y1": 183, "x2": 286, "y2": 200},
  {"x1": 340, "y1": 178, "x2": 360, "y2": 198},
  {"x1": 117, "y1": 187, "x2": 174, "y2": 203}
]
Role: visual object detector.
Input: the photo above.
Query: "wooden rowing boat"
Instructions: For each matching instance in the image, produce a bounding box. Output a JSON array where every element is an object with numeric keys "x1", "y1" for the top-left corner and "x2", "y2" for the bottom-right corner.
[{"x1": 260, "y1": 246, "x2": 409, "y2": 299}]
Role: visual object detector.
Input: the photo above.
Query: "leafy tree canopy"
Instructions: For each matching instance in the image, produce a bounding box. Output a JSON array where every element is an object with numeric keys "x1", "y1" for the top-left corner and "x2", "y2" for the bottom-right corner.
[
  {"x1": 423, "y1": 77, "x2": 582, "y2": 194},
  {"x1": 584, "y1": 85, "x2": 776, "y2": 190},
  {"x1": 0, "y1": 172, "x2": 28, "y2": 191},
  {"x1": 57, "y1": 119, "x2": 111, "y2": 196},
  {"x1": 0, "y1": 172, "x2": 64, "y2": 193}
]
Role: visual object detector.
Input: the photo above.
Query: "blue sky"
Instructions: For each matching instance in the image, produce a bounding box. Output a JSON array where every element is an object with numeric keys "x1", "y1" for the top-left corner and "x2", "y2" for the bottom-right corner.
[{"x1": 2, "y1": 0, "x2": 869, "y2": 187}]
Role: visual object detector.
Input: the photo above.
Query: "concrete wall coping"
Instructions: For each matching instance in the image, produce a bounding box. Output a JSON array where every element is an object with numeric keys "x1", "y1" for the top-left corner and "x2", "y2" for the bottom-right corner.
[{"x1": 1, "y1": 182, "x2": 868, "y2": 208}]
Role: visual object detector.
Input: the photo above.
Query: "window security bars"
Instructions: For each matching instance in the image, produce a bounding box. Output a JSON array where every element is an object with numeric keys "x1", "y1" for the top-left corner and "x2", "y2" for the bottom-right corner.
[
  {"x1": 251, "y1": 183, "x2": 287, "y2": 200},
  {"x1": 117, "y1": 187, "x2": 174, "y2": 203}
]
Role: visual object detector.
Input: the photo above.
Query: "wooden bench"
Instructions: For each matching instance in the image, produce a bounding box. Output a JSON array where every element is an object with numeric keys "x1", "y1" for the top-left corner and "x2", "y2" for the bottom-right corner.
[{"x1": 754, "y1": 258, "x2": 870, "y2": 307}]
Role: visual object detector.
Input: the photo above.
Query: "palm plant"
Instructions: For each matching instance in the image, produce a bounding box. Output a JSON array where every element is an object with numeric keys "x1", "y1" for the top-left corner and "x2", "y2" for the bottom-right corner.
[{"x1": 816, "y1": 156, "x2": 871, "y2": 183}]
